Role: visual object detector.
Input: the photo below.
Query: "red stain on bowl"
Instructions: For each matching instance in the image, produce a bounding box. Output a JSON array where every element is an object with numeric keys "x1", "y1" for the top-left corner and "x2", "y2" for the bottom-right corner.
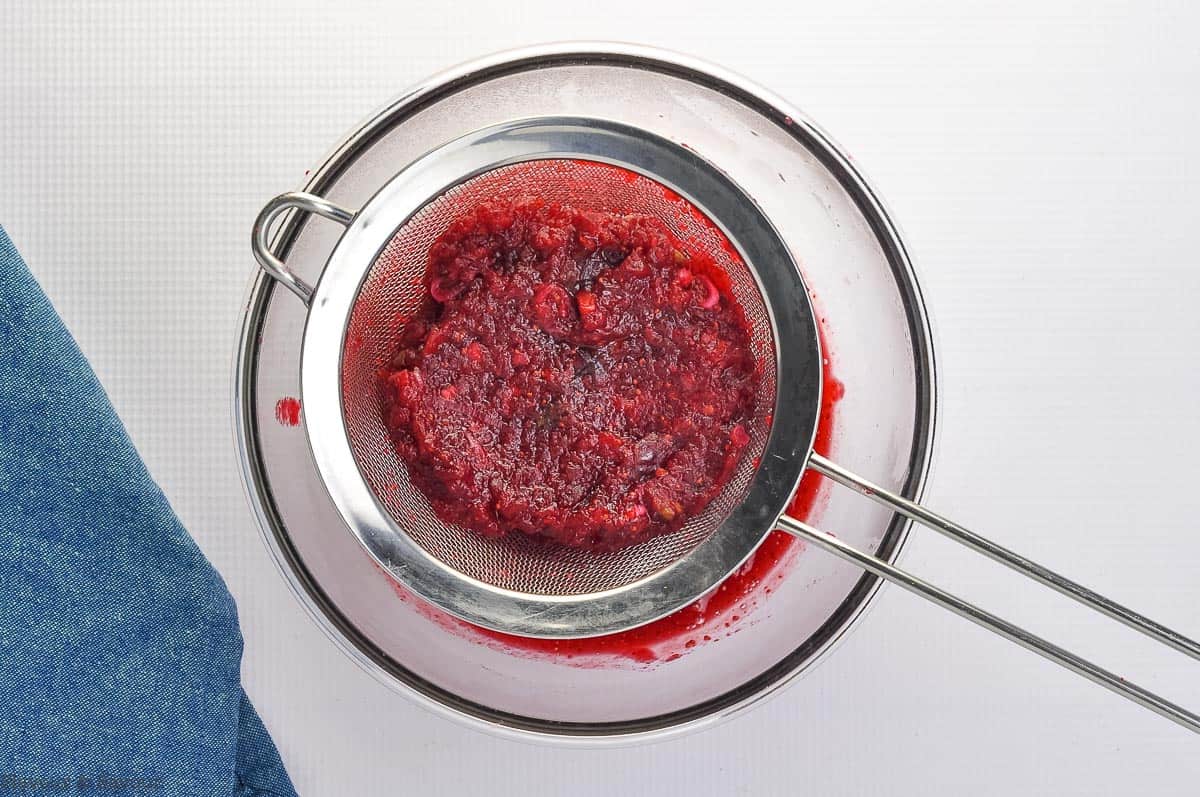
[{"x1": 274, "y1": 397, "x2": 301, "y2": 427}]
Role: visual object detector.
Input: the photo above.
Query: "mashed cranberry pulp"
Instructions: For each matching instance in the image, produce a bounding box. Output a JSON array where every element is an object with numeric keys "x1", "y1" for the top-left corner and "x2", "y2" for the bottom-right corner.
[{"x1": 382, "y1": 199, "x2": 758, "y2": 551}]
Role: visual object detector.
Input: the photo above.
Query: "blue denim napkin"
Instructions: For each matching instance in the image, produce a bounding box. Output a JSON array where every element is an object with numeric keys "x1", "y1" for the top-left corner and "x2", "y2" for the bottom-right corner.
[{"x1": 0, "y1": 226, "x2": 296, "y2": 796}]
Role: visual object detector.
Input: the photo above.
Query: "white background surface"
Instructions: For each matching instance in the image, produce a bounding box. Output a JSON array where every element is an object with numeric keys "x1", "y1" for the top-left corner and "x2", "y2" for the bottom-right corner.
[{"x1": 3, "y1": 1, "x2": 1199, "y2": 794}]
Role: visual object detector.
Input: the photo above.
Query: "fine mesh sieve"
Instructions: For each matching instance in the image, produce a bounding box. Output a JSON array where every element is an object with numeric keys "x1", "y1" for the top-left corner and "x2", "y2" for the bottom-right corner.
[
  {"x1": 254, "y1": 114, "x2": 1200, "y2": 734},
  {"x1": 340, "y1": 159, "x2": 776, "y2": 596}
]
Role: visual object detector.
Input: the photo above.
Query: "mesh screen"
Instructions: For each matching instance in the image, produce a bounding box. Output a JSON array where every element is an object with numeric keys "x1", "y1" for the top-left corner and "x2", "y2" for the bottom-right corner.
[{"x1": 341, "y1": 159, "x2": 777, "y2": 596}]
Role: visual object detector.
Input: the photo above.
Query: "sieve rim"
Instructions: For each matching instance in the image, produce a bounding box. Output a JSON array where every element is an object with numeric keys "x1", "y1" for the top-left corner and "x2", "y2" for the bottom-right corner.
[{"x1": 298, "y1": 116, "x2": 823, "y2": 637}]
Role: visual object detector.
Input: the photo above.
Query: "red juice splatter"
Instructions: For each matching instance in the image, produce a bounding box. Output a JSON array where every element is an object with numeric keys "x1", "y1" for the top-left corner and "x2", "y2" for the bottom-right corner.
[{"x1": 274, "y1": 397, "x2": 301, "y2": 426}]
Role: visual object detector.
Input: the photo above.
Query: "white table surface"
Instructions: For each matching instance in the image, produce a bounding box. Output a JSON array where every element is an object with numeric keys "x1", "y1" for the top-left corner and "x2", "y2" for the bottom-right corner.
[{"x1": 4, "y1": 1, "x2": 1198, "y2": 793}]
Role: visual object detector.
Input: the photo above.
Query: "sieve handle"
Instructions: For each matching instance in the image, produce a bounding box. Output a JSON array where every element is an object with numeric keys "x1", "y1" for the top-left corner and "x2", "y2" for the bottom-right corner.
[
  {"x1": 808, "y1": 452, "x2": 1200, "y2": 660},
  {"x1": 773, "y1": 453, "x2": 1200, "y2": 734},
  {"x1": 251, "y1": 191, "x2": 355, "y2": 304}
]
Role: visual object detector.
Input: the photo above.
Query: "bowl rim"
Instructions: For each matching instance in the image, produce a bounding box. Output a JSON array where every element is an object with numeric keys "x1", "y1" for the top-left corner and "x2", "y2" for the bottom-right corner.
[{"x1": 232, "y1": 40, "x2": 939, "y2": 746}]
